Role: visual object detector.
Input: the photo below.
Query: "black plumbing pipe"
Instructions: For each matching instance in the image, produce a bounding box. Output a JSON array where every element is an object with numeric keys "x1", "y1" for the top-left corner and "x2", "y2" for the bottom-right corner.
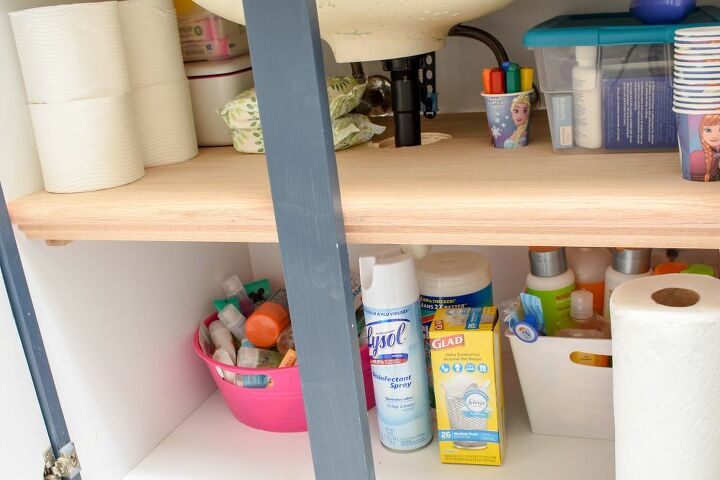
[
  {"x1": 448, "y1": 24, "x2": 509, "y2": 67},
  {"x1": 383, "y1": 56, "x2": 423, "y2": 147}
]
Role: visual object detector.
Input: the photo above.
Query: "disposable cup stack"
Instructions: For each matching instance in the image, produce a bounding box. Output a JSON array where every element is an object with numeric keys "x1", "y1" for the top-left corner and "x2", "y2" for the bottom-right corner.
[{"x1": 673, "y1": 26, "x2": 720, "y2": 182}]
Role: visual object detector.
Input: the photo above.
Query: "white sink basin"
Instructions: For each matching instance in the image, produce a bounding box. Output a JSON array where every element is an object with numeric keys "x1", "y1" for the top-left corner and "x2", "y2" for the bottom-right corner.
[{"x1": 193, "y1": 0, "x2": 514, "y2": 62}]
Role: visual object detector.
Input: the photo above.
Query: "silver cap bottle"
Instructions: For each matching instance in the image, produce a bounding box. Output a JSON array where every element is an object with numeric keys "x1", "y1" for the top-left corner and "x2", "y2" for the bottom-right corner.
[{"x1": 528, "y1": 247, "x2": 568, "y2": 278}]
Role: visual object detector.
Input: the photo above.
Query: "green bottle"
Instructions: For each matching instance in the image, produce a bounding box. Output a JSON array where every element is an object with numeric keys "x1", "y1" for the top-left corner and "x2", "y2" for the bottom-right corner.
[{"x1": 526, "y1": 247, "x2": 576, "y2": 336}]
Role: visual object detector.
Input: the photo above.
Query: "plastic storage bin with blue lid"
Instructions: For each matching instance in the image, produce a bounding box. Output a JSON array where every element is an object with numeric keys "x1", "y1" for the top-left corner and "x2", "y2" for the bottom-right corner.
[{"x1": 523, "y1": 7, "x2": 720, "y2": 153}]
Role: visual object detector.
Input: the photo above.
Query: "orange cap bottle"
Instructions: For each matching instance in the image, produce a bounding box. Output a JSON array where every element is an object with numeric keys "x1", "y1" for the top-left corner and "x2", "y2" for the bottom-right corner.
[{"x1": 245, "y1": 289, "x2": 290, "y2": 348}]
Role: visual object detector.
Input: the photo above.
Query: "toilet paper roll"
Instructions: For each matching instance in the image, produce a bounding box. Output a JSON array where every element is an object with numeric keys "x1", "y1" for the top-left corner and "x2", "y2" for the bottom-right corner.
[
  {"x1": 118, "y1": 0, "x2": 187, "y2": 89},
  {"x1": 10, "y1": 2, "x2": 131, "y2": 103},
  {"x1": 610, "y1": 273, "x2": 720, "y2": 480},
  {"x1": 133, "y1": 80, "x2": 198, "y2": 167},
  {"x1": 29, "y1": 94, "x2": 145, "y2": 193}
]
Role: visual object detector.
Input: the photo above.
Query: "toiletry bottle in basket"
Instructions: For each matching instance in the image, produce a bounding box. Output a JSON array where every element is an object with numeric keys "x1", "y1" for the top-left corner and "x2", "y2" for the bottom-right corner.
[
  {"x1": 360, "y1": 253, "x2": 433, "y2": 452},
  {"x1": 222, "y1": 275, "x2": 256, "y2": 317}
]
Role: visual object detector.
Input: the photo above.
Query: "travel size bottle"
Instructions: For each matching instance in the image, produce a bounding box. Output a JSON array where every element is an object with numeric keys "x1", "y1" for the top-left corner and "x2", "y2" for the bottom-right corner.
[
  {"x1": 526, "y1": 247, "x2": 576, "y2": 336},
  {"x1": 567, "y1": 247, "x2": 611, "y2": 315}
]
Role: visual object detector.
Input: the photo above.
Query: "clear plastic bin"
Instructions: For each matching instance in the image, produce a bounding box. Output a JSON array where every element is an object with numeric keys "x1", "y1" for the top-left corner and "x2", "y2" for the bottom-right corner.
[{"x1": 524, "y1": 8, "x2": 720, "y2": 153}]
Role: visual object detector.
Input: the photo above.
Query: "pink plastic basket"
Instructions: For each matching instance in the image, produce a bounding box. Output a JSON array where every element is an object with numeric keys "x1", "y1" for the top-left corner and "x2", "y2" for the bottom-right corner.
[{"x1": 194, "y1": 313, "x2": 375, "y2": 432}]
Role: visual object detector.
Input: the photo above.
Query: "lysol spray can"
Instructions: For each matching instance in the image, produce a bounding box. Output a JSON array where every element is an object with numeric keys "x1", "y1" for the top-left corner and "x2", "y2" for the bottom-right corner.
[{"x1": 359, "y1": 253, "x2": 433, "y2": 452}]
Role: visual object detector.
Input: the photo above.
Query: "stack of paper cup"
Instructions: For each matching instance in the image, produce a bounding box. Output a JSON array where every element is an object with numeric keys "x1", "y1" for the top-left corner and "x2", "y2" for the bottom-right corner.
[
  {"x1": 10, "y1": 2, "x2": 144, "y2": 193},
  {"x1": 673, "y1": 26, "x2": 720, "y2": 182}
]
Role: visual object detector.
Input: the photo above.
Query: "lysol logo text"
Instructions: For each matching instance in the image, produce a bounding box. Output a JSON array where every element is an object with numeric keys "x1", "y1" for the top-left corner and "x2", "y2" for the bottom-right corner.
[{"x1": 367, "y1": 319, "x2": 409, "y2": 365}]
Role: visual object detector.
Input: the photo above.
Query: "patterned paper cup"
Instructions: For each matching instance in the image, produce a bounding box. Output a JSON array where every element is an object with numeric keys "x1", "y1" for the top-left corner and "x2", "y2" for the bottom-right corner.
[
  {"x1": 674, "y1": 108, "x2": 720, "y2": 181},
  {"x1": 481, "y1": 90, "x2": 532, "y2": 148}
]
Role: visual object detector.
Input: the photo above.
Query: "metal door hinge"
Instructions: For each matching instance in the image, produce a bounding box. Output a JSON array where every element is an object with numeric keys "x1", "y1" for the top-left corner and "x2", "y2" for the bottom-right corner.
[{"x1": 44, "y1": 443, "x2": 81, "y2": 479}]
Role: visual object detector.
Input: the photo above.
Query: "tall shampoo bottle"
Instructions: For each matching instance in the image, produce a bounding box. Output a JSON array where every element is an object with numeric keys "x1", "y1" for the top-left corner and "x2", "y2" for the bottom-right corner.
[
  {"x1": 526, "y1": 247, "x2": 576, "y2": 336},
  {"x1": 572, "y1": 46, "x2": 602, "y2": 149},
  {"x1": 603, "y1": 248, "x2": 653, "y2": 320},
  {"x1": 360, "y1": 253, "x2": 433, "y2": 452}
]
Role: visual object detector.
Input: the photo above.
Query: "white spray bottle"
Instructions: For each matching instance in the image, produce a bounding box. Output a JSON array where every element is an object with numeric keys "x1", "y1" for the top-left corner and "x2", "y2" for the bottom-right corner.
[{"x1": 359, "y1": 253, "x2": 433, "y2": 452}]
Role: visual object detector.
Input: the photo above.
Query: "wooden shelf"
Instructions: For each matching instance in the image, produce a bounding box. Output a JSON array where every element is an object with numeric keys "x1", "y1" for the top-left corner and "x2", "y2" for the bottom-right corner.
[
  {"x1": 124, "y1": 354, "x2": 614, "y2": 480},
  {"x1": 9, "y1": 113, "x2": 720, "y2": 247}
]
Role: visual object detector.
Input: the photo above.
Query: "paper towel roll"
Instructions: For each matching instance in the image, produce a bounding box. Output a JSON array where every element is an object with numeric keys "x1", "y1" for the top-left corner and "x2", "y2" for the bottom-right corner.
[
  {"x1": 133, "y1": 80, "x2": 198, "y2": 167},
  {"x1": 30, "y1": 94, "x2": 145, "y2": 193},
  {"x1": 10, "y1": 2, "x2": 131, "y2": 103},
  {"x1": 118, "y1": 0, "x2": 187, "y2": 89},
  {"x1": 611, "y1": 273, "x2": 720, "y2": 480}
]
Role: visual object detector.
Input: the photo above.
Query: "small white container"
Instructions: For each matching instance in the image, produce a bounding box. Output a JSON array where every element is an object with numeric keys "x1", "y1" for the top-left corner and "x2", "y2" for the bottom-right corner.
[
  {"x1": 185, "y1": 55, "x2": 254, "y2": 146},
  {"x1": 507, "y1": 332, "x2": 614, "y2": 440}
]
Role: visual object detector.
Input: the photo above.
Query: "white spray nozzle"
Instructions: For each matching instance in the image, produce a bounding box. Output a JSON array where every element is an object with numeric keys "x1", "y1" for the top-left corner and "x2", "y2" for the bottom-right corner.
[
  {"x1": 219, "y1": 303, "x2": 245, "y2": 326},
  {"x1": 222, "y1": 275, "x2": 248, "y2": 298},
  {"x1": 571, "y1": 289, "x2": 594, "y2": 320},
  {"x1": 218, "y1": 304, "x2": 246, "y2": 341}
]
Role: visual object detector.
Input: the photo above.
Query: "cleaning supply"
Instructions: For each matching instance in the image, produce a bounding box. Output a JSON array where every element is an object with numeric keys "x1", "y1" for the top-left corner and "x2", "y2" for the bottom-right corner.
[
  {"x1": 572, "y1": 46, "x2": 602, "y2": 149},
  {"x1": 245, "y1": 289, "x2": 290, "y2": 348},
  {"x1": 416, "y1": 250, "x2": 493, "y2": 403},
  {"x1": 213, "y1": 296, "x2": 240, "y2": 313},
  {"x1": 526, "y1": 247, "x2": 576, "y2": 336},
  {"x1": 222, "y1": 274, "x2": 256, "y2": 317},
  {"x1": 279, "y1": 349, "x2": 297, "y2": 368},
  {"x1": 237, "y1": 346, "x2": 283, "y2": 368},
  {"x1": 276, "y1": 326, "x2": 295, "y2": 355},
  {"x1": 416, "y1": 250, "x2": 493, "y2": 337},
  {"x1": 554, "y1": 290, "x2": 611, "y2": 340},
  {"x1": 603, "y1": 248, "x2": 653, "y2": 320},
  {"x1": 684, "y1": 264, "x2": 716, "y2": 276},
  {"x1": 218, "y1": 303, "x2": 246, "y2": 342},
  {"x1": 359, "y1": 253, "x2": 433, "y2": 452},
  {"x1": 212, "y1": 348, "x2": 236, "y2": 384},
  {"x1": 429, "y1": 306, "x2": 504, "y2": 465},
  {"x1": 567, "y1": 247, "x2": 612, "y2": 314},
  {"x1": 208, "y1": 320, "x2": 236, "y2": 364},
  {"x1": 654, "y1": 262, "x2": 689, "y2": 275}
]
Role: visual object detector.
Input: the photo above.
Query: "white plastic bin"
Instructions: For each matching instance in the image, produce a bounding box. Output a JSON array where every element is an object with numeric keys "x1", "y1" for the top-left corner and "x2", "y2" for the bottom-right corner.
[{"x1": 507, "y1": 331, "x2": 614, "y2": 440}]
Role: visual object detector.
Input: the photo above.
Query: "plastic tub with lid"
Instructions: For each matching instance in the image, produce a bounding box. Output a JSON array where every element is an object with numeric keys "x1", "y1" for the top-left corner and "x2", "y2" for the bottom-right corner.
[
  {"x1": 523, "y1": 7, "x2": 720, "y2": 153},
  {"x1": 185, "y1": 55, "x2": 254, "y2": 146}
]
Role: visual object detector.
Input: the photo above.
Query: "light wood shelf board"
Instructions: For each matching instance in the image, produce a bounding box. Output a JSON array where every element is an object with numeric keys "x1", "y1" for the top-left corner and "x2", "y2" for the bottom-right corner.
[
  {"x1": 124, "y1": 354, "x2": 615, "y2": 480},
  {"x1": 9, "y1": 113, "x2": 720, "y2": 247}
]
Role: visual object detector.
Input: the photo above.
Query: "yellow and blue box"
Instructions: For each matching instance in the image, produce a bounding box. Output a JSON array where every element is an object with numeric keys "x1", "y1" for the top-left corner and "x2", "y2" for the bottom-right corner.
[{"x1": 429, "y1": 306, "x2": 505, "y2": 465}]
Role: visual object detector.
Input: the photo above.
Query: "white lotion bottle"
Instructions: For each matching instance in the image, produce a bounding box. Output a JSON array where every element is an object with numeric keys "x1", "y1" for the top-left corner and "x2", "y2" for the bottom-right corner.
[
  {"x1": 603, "y1": 248, "x2": 653, "y2": 320},
  {"x1": 572, "y1": 46, "x2": 602, "y2": 149}
]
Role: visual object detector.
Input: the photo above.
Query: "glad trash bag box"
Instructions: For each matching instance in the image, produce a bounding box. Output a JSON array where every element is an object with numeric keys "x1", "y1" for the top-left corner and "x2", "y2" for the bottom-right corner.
[{"x1": 429, "y1": 306, "x2": 505, "y2": 465}]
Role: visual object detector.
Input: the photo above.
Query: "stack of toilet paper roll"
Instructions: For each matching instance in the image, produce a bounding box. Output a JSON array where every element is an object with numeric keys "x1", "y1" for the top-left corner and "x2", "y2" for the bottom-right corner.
[
  {"x1": 10, "y1": 0, "x2": 197, "y2": 193},
  {"x1": 611, "y1": 273, "x2": 720, "y2": 480}
]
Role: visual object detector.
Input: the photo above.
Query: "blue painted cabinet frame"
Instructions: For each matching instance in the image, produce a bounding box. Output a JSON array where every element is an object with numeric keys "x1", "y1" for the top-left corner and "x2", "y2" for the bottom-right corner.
[
  {"x1": 2, "y1": 1, "x2": 374, "y2": 478},
  {"x1": 243, "y1": 1, "x2": 376, "y2": 478}
]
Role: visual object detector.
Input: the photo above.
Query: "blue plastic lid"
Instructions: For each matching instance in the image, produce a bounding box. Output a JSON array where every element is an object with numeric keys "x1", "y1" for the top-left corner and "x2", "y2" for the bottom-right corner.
[{"x1": 524, "y1": 6, "x2": 720, "y2": 48}]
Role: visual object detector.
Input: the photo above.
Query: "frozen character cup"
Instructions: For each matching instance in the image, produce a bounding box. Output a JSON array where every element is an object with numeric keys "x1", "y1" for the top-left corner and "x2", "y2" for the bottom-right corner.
[
  {"x1": 481, "y1": 91, "x2": 532, "y2": 148},
  {"x1": 675, "y1": 111, "x2": 720, "y2": 181}
]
